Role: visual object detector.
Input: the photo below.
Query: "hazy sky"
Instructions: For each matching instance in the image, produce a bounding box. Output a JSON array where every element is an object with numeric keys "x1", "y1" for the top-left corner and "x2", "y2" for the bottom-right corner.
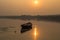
[{"x1": 0, "y1": 0, "x2": 60, "y2": 16}]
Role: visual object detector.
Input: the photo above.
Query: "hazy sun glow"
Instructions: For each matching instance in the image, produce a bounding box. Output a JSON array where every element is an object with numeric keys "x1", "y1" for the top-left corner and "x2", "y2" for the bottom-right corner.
[
  {"x1": 33, "y1": 0, "x2": 40, "y2": 7},
  {"x1": 34, "y1": 0, "x2": 38, "y2": 4},
  {"x1": 32, "y1": 0, "x2": 43, "y2": 8}
]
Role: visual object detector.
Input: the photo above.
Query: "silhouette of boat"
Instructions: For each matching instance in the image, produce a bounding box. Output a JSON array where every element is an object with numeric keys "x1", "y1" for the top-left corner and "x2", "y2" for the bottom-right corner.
[{"x1": 21, "y1": 22, "x2": 32, "y2": 33}]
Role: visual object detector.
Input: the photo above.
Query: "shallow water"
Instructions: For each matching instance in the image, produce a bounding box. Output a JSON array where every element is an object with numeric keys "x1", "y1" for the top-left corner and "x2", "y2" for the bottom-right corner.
[{"x1": 0, "y1": 19, "x2": 60, "y2": 40}]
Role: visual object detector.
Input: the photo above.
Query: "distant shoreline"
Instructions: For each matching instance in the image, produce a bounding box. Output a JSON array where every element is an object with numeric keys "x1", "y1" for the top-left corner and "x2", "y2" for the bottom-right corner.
[{"x1": 0, "y1": 15, "x2": 60, "y2": 22}]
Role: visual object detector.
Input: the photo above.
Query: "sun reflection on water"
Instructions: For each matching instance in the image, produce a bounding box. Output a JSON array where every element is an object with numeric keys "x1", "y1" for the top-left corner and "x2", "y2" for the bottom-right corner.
[{"x1": 34, "y1": 25, "x2": 38, "y2": 40}]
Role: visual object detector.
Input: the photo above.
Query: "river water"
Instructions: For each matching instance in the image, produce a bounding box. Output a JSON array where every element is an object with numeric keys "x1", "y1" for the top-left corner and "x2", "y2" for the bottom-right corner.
[{"x1": 0, "y1": 19, "x2": 60, "y2": 40}]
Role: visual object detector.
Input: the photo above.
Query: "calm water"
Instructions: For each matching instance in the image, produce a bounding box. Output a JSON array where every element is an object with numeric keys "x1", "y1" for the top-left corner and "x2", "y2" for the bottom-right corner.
[{"x1": 0, "y1": 19, "x2": 60, "y2": 40}]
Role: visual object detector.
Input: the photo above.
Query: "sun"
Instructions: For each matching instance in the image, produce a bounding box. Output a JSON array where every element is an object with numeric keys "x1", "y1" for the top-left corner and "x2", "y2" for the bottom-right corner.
[
  {"x1": 34, "y1": 0, "x2": 38, "y2": 4},
  {"x1": 34, "y1": 1, "x2": 38, "y2": 4}
]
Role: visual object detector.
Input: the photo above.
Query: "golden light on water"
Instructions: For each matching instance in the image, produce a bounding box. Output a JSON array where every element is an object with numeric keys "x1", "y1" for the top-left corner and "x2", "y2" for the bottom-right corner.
[
  {"x1": 34, "y1": 27, "x2": 37, "y2": 38},
  {"x1": 31, "y1": 25, "x2": 41, "y2": 40},
  {"x1": 34, "y1": 26, "x2": 38, "y2": 40}
]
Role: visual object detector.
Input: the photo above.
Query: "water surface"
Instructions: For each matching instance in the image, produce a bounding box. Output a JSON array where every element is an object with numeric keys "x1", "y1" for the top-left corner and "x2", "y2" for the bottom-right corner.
[{"x1": 0, "y1": 19, "x2": 60, "y2": 40}]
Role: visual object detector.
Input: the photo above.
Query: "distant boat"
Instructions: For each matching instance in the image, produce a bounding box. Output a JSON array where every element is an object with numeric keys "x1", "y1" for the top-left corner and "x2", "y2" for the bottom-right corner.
[{"x1": 21, "y1": 22, "x2": 32, "y2": 33}]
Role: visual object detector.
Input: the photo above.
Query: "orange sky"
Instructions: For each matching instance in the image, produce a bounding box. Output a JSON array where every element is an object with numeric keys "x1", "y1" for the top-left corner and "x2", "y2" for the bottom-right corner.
[{"x1": 0, "y1": 0, "x2": 60, "y2": 16}]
